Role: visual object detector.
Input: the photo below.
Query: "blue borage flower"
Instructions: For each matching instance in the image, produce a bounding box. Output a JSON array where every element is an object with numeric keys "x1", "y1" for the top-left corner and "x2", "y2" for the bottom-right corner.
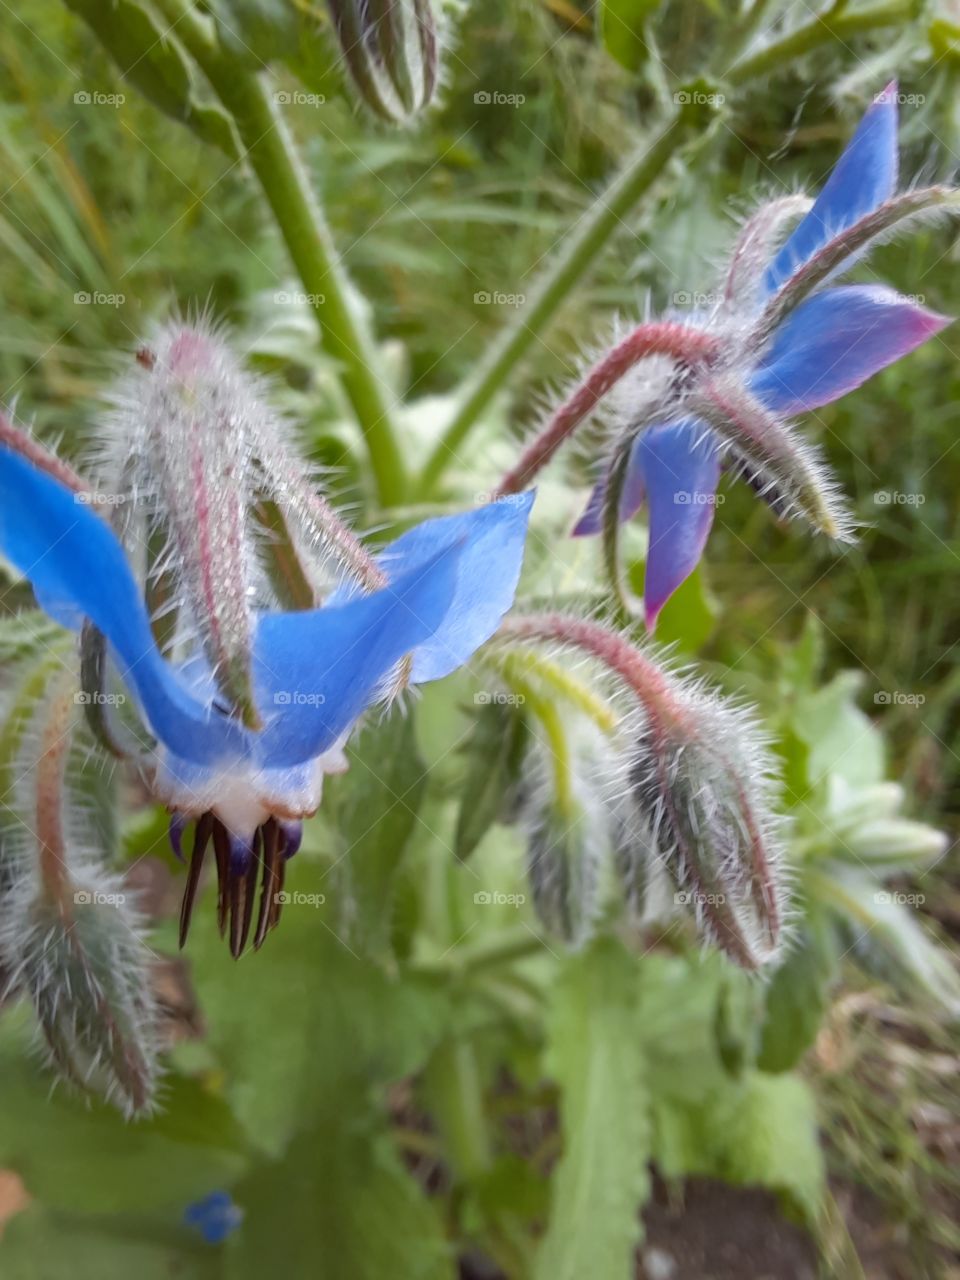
[
  {"x1": 494, "y1": 85, "x2": 954, "y2": 626},
  {"x1": 184, "y1": 1190, "x2": 243, "y2": 1244},
  {"x1": 0, "y1": 348, "x2": 533, "y2": 955},
  {"x1": 574, "y1": 85, "x2": 950, "y2": 623}
]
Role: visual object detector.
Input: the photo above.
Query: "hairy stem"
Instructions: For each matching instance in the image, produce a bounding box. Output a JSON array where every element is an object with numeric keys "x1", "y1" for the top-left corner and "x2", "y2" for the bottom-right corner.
[
  {"x1": 156, "y1": 0, "x2": 408, "y2": 506},
  {"x1": 493, "y1": 323, "x2": 719, "y2": 497}
]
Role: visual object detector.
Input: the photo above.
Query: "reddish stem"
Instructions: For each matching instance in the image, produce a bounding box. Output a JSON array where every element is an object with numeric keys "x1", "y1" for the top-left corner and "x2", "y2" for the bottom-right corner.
[
  {"x1": 0, "y1": 411, "x2": 89, "y2": 495},
  {"x1": 493, "y1": 322, "x2": 720, "y2": 497}
]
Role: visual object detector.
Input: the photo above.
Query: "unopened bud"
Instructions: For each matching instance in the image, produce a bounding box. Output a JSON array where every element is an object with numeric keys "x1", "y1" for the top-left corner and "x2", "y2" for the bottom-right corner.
[
  {"x1": 327, "y1": 0, "x2": 440, "y2": 123},
  {"x1": 4, "y1": 876, "x2": 159, "y2": 1115}
]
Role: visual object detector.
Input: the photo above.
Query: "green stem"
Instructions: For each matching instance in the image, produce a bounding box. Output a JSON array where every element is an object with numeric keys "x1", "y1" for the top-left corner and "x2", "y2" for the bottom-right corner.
[
  {"x1": 157, "y1": 0, "x2": 407, "y2": 505},
  {"x1": 418, "y1": 112, "x2": 698, "y2": 495},
  {"x1": 413, "y1": 925, "x2": 544, "y2": 978},
  {"x1": 423, "y1": 1039, "x2": 492, "y2": 1182},
  {"x1": 726, "y1": 0, "x2": 913, "y2": 83}
]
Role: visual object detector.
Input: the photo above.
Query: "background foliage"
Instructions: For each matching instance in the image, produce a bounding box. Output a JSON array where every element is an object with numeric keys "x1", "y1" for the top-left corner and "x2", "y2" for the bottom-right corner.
[{"x1": 0, "y1": 1, "x2": 958, "y2": 1276}]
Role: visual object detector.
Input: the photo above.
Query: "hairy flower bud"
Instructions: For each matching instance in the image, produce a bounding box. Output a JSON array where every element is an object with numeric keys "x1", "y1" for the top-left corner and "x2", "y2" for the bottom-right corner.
[
  {"x1": 101, "y1": 321, "x2": 386, "y2": 727},
  {"x1": 0, "y1": 675, "x2": 158, "y2": 1114},
  {"x1": 498, "y1": 615, "x2": 788, "y2": 968},
  {"x1": 327, "y1": 0, "x2": 439, "y2": 123}
]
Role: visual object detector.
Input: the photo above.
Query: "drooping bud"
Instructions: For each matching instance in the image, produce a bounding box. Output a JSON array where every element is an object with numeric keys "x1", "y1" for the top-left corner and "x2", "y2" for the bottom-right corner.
[
  {"x1": 0, "y1": 676, "x2": 158, "y2": 1114},
  {"x1": 496, "y1": 614, "x2": 788, "y2": 968},
  {"x1": 102, "y1": 322, "x2": 386, "y2": 725},
  {"x1": 327, "y1": 0, "x2": 440, "y2": 124},
  {"x1": 520, "y1": 722, "x2": 614, "y2": 948},
  {"x1": 104, "y1": 324, "x2": 261, "y2": 728}
]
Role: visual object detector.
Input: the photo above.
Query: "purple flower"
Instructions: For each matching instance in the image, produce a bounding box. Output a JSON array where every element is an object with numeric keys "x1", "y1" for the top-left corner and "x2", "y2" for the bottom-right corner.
[{"x1": 570, "y1": 85, "x2": 951, "y2": 626}]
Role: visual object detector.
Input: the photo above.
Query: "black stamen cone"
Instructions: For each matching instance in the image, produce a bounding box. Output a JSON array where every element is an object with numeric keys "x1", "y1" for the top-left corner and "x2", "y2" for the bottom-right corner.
[{"x1": 172, "y1": 814, "x2": 300, "y2": 957}]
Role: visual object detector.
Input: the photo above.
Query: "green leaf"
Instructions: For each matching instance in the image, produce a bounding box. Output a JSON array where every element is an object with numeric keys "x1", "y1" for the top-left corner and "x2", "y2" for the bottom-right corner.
[
  {"x1": 721, "y1": 1072, "x2": 825, "y2": 1223},
  {"x1": 0, "y1": 1206, "x2": 221, "y2": 1280},
  {"x1": 0, "y1": 1010, "x2": 248, "y2": 1213},
  {"x1": 651, "y1": 565, "x2": 717, "y2": 654},
  {"x1": 791, "y1": 671, "x2": 884, "y2": 789},
  {"x1": 188, "y1": 863, "x2": 453, "y2": 1156},
  {"x1": 454, "y1": 700, "x2": 528, "y2": 861},
  {"x1": 325, "y1": 709, "x2": 429, "y2": 955},
  {"x1": 600, "y1": 0, "x2": 657, "y2": 73},
  {"x1": 534, "y1": 939, "x2": 650, "y2": 1280},
  {"x1": 758, "y1": 917, "x2": 837, "y2": 1073},
  {"x1": 227, "y1": 1116, "x2": 453, "y2": 1280},
  {"x1": 63, "y1": 0, "x2": 236, "y2": 155},
  {"x1": 813, "y1": 866, "x2": 960, "y2": 1015}
]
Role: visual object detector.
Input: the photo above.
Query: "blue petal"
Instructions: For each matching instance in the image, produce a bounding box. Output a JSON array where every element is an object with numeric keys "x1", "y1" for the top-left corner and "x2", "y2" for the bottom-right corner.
[
  {"x1": 571, "y1": 450, "x2": 648, "y2": 537},
  {"x1": 638, "y1": 421, "x2": 721, "y2": 628},
  {"x1": 0, "y1": 447, "x2": 244, "y2": 766},
  {"x1": 764, "y1": 87, "x2": 899, "y2": 294},
  {"x1": 374, "y1": 494, "x2": 534, "y2": 684},
  {"x1": 752, "y1": 284, "x2": 950, "y2": 415},
  {"x1": 254, "y1": 537, "x2": 467, "y2": 767}
]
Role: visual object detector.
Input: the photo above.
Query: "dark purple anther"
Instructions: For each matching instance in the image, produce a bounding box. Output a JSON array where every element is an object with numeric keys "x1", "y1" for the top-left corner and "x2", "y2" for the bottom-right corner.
[
  {"x1": 278, "y1": 820, "x2": 303, "y2": 859},
  {"x1": 168, "y1": 812, "x2": 187, "y2": 863}
]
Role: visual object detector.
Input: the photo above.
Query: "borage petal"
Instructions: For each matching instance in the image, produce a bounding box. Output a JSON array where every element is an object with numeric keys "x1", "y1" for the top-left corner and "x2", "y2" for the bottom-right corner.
[
  {"x1": 572, "y1": 450, "x2": 647, "y2": 537},
  {"x1": 0, "y1": 446, "x2": 243, "y2": 766},
  {"x1": 752, "y1": 284, "x2": 950, "y2": 415},
  {"x1": 373, "y1": 493, "x2": 535, "y2": 683},
  {"x1": 255, "y1": 536, "x2": 467, "y2": 766},
  {"x1": 764, "y1": 87, "x2": 899, "y2": 294},
  {"x1": 638, "y1": 421, "x2": 721, "y2": 628}
]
